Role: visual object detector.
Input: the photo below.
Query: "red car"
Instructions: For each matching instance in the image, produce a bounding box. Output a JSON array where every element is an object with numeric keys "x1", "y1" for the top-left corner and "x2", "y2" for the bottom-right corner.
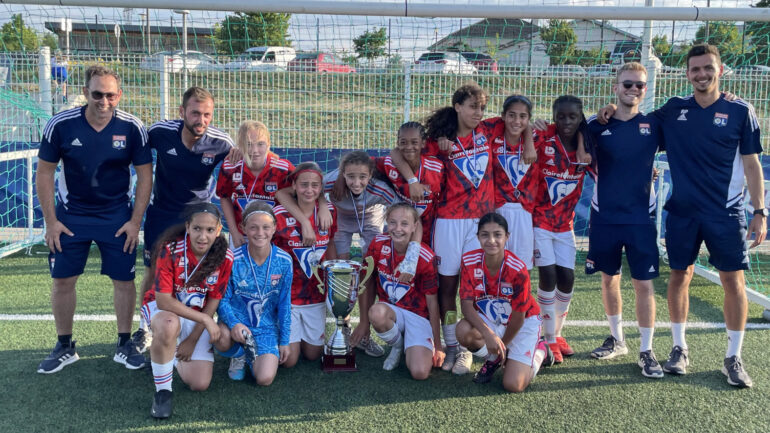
[
  {"x1": 287, "y1": 52, "x2": 356, "y2": 74},
  {"x1": 461, "y1": 52, "x2": 499, "y2": 74}
]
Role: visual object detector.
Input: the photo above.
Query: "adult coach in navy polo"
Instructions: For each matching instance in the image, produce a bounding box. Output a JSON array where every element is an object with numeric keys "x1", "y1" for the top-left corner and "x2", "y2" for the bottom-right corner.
[
  {"x1": 655, "y1": 45, "x2": 764, "y2": 387},
  {"x1": 36, "y1": 65, "x2": 153, "y2": 374}
]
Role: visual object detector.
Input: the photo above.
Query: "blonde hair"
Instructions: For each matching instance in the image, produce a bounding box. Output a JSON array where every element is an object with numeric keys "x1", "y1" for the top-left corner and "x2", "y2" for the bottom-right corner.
[
  {"x1": 616, "y1": 62, "x2": 647, "y2": 82},
  {"x1": 236, "y1": 120, "x2": 271, "y2": 167}
]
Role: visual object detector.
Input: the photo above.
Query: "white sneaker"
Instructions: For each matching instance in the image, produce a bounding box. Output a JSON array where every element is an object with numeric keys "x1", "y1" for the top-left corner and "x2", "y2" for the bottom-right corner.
[
  {"x1": 383, "y1": 345, "x2": 403, "y2": 371},
  {"x1": 228, "y1": 356, "x2": 246, "y2": 381},
  {"x1": 441, "y1": 345, "x2": 459, "y2": 372},
  {"x1": 452, "y1": 349, "x2": 473, "y2": 375}
]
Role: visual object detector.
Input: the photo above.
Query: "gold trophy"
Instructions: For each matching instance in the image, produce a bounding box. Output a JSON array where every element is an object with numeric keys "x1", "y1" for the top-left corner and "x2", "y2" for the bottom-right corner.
[{"x1": 312, "y1": 257, "x2": 374, "y2": 372}]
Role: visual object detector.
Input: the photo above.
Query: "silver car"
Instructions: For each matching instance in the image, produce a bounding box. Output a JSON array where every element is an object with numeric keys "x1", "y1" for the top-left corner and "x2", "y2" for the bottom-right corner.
[
  {"x1": 139, "y1": 50, "x2": 222, "y2": 73},
  {"x1": 413, "y1": 52, "x2": 477, "y2": 75}
]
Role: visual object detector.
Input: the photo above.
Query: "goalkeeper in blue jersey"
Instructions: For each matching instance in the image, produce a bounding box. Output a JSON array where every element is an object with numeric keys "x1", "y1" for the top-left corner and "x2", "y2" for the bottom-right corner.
[{"x1": 215, "y1": 201, "x2": 293, "y2": 386}]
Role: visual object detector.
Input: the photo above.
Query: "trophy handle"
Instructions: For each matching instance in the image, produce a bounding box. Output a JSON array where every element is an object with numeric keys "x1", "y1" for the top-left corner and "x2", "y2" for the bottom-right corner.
[
  {"x1": 357, "y1": 256, "x2": 375, "y2": 295},
  {"x1": 311, "y1": 264, "x2": 324, "y2": 294}
]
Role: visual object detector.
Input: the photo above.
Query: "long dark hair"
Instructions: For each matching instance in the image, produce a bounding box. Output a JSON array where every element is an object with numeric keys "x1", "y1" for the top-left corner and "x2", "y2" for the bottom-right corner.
[
  {"x1": 151, "y1": 203, "x2": 229, "y2": 288},
  {"x1": 425, "y1": 83, "x2": 487, "y2": 140},
  {"x1": 477, "y1": 212, "x2": 509, "y2": 235},
  {"x1": 552, "y1": 95, "x2": 595, "y2": 153}
]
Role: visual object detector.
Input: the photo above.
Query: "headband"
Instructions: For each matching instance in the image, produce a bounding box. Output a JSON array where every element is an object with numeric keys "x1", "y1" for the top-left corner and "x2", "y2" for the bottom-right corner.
[
  {"x1": 291, "y1": 167, "x2": 323, "y2": 182},
  {"x1": 242, "y1": 209, "x2": 276, "y2": 224},
  {"x1": 186, "y1": 202, "x2": 221, "y2": 221}
]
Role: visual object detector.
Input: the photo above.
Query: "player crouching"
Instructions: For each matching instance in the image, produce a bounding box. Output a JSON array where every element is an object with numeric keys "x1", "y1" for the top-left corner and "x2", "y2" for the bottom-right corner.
[
  {"x1": 456, "y1": 213, "x2": 553, "y2": 392},
  {"x1": 141, "y1": 203, "x2": 233, "y2": 419},
  {"x1": 362, "y1": 203, "x2": 444, "y2": 379},
  {"x1": 214, "y1": 201, "x2": 293, "y2": 385}
]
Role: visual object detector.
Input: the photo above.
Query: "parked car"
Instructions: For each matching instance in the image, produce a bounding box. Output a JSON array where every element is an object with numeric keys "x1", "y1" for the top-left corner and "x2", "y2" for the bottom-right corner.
[
  {"x1": 542, "y1": 64, "x2": 588, "y2": 77},
  {"x1": 586, "y1": 64, "x2": 614, "y2": 77},
  {"x1": 139, "y1": 50, "x2": 221, "y2": 72},
  {"x1": 460, "y1": 52, "x2": 498, "y2": 74},
  {"x1": 413, "y1": 52, "x2": 477, "y2": 75},
  {"x1": 287, "y1": 52, "x2": 356, "y2": 74},
  {"x1": 734, "y1": 65, "x2": 770, "y2": 76},
  {"x1": 224, "y1": 46, "x2": 296, "y2": 71}
]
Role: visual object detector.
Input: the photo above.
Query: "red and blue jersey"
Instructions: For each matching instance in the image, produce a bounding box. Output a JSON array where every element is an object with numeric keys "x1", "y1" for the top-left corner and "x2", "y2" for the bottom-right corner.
[
  {"x1": 147, "y1": 120, "x2": 233, "y2": 213},
  {"x1": 216, "y1": 154, "x2": 294, "y2": 234},
  {"x1": 460, "y1": 249, "x2": 539, "y2": 323},
  {"x1": 424, "y1": 119, "x2": 497, "y2": 219},
  {"x1": 143, "y1": 235, "x2": 234, "y2": 311},
  {"x1": 375, "y1": 155, "x2": 444, "y2": 244},
  {"x1": 520, "y1": 125, "x2": 587, "y2": 232},
  {"x1": 273, "y1": 203, "x2": 337, "y2": 305},
  {"x1": 38, "y1": 106, "x2": 151, "y2": 225},
  {"x1": 652, "y1": 94, "x2": 762, "y2": 220},
  {"x1": 366, "y1": 234, "x2": 438, "y2": 319},
  {"x1": 586, "y1": 113, "x2": 662, "y2": 225},
  {"x1": 488, "y1": 118, "x2": 544, "y2": 209}
]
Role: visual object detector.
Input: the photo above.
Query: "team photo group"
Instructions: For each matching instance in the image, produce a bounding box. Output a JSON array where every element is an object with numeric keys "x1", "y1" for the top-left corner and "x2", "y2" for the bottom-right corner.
[{"x1": 34, "y1": 42, "x2": 766, "y2": 419}]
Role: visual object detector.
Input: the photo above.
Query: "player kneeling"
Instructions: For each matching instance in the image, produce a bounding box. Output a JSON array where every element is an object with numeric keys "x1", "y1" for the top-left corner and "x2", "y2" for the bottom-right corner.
[
  {"x1": 456, "y1": 213, "x2": 553, "y2": 392},
  {"x1": 142, "y1": 203, "x2": 234, "y2": 419},
  {"x1": 363, "y1": 203, "x2": 444, "y2": 379},
  {"x1": 214, "y1": 201, "x2": 293, "y2": 385}
]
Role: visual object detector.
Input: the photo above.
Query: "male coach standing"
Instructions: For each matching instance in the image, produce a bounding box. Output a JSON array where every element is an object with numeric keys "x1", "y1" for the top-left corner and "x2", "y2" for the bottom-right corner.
[
  {"x1": 602, "y1": 44, "x2": 765, "y2": 387},
  {"x1": 36, "y1": 65, "x2": 153, "y2": 373}
]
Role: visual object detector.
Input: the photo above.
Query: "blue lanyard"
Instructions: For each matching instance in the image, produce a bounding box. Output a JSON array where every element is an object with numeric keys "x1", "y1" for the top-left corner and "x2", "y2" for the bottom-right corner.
[{"x1": 246, "y1": 245, "x2": 272, "y2": 299}]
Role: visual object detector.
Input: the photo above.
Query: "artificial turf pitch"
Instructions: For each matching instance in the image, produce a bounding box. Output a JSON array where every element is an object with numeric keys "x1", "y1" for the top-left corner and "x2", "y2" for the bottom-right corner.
[{"x1": 0, "y1": 246, "x2": 768, "y2": 432}]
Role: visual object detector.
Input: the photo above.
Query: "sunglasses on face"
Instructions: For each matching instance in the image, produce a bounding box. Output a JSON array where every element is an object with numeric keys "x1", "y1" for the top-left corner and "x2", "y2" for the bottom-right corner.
[
  {"x1": 621, "y1": 81, "x2": 647, "y2": 90},
  {"x1": 89, "y1": 90, "x2": 119, "y2": 101}
]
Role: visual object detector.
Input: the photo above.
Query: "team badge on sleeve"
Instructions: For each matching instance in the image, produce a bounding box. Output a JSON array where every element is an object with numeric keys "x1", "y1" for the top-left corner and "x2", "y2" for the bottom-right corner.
[
  {"x1": 112, "y1": 135, "x2": 126, "y2": 149},
  {"x1": 206, "y1": 274, "x2": 218, "y2": 285},
  {"x1": 714, "y1": 112, "x2": 728, "y2": 127},
  {"x1": 201, "y1": 152, "x2": 215, "y2": 165}
]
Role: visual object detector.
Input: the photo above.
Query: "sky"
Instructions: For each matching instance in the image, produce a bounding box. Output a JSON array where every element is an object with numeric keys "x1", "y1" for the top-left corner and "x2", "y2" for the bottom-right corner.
[{"x1": 0, "y1": 0, "x2": 760, "y2": 60}]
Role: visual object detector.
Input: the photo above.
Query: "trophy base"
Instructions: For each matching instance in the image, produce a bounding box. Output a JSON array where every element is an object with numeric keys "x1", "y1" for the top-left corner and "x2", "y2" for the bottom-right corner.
[{"x1": 321, "y1": 351, "x2": 358, "y2": 372}]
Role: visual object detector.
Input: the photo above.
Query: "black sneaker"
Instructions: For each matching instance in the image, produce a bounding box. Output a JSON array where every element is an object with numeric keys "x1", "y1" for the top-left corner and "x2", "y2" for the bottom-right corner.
[
  {"x1": 132, "y1": 328, "x2": 151, "y2": 354},
  {"x1": 472, "y1": 357, "x2": 502, "y2": 384},
  {"x1": 638, "y1": 351, "x2": 664, "y2": 379},
  {"x1": 722, "y1": 355, "x2": 753, "y2": 388},
  {"x1": 114, "y1": 339, "x2": 147, "y2": 370},
  {"x1": 151, "y1": 390, "x2": 173, "y2": 419},
  {"x1": 590, "y1": 336, "x2": 628, "y2": 360},
  {"x1": 37, "y1": 341, "x2": 79, "y2": 374},
  {"x1": 662, "y1": 345, "x2": 689, "y2": 375}
]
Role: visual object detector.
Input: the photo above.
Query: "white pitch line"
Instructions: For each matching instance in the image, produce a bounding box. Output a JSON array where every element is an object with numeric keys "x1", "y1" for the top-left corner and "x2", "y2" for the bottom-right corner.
[{"x1": 1, "y1": 314, "x2": 769, "y2": 329}]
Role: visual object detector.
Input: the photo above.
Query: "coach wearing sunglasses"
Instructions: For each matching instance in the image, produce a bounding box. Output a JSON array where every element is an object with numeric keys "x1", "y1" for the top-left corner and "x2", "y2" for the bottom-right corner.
[{"x1": 35, "y1": 65, "x2": 153, "y2": 374}]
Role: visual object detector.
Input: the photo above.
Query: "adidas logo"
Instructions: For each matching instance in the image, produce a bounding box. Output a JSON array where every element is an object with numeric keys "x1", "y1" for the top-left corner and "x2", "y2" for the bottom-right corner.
[
  {"x1": 71, "y1": 138, "x2": 82, "y2": 147},
  {"x1": 677, "y1": 109, "x2": 688, "y2": 121},
  {"x1": 290, "y1": 230, "x2": 300, "y2": 237},
  {"x1": 167, "y1": 148, "x2": 177, "y2": 155},
  {"x1": 649, "y1": 265, "x2": 656, "y2": 273},
  {"x1": 601, "y1": 129, "x2": 612, "y2": 136},
  {"x1": 379, "y1": 258, "x2": 388, "y2": 266}
]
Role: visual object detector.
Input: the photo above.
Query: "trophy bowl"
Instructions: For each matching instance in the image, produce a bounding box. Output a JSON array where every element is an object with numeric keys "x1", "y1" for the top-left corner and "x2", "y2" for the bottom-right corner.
[{"x1": 312, "y1": 257, "x2": 374, "y2": 372}]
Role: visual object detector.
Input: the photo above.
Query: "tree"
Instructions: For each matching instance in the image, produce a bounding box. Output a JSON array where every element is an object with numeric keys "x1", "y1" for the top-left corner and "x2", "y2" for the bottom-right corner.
[
  {"x1": 539, "y1": 20, "x2": 577, "y2": 65},
  {"x1": 41, "y1": 32, "x2": 58, "y2": 51},
  {"x1": 0, "y1": 14, "x2": 40, "y2": 52},
  {"x1": 653, "y1": 34, "x2": 680, "y2": 67},
  {"x1": 694, "y1": 21, "x2": 742, "y2": 64},
  {"x1": 353, "y1": 27, "x2": 387, "y2": 60},
  {"x1": 213, "y1": 12, "x2": 291, "y2": 55},
  {"x1": 746, "y1": 0, "x2": 770, "y2": 65},
  {"x1": 573, "y1": 48, "x2": 609, "y2": 66}
]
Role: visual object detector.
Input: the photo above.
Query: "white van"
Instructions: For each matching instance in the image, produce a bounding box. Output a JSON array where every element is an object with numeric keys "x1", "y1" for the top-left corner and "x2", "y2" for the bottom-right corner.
[{"x1": 224, "y1": 46, "x2": 296, "y2": 71}]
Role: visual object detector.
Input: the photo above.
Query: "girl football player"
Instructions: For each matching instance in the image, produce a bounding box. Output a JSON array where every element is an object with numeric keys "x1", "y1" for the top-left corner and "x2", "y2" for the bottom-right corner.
[
  {"x1": 456, "y1": 213, "x2": 552, "y2": 392},
  {"x1": 523, "y1": 95, "x2": 592, "y2": 364},
  {"x1": 272, "y1": 162, "x2": 338, "y2": 367},
  {"x1": 362, "y1": 203, "x2": 444, "y2": 379},
  {"x1": 490, "y1": 95, "x2": 540, "y2": 270},
  {"x1": 142, "y1": 203, "x2": 233, "y2": 419},
  {"x1": 215, "y1": 201, "x2": 293, "y2": 386},
  {"x1": 217, "y1": 120, "x2": 294, "y2": 248},
  {"x1": 389, "y1": 83, "x2": 497, "y2": 375}
]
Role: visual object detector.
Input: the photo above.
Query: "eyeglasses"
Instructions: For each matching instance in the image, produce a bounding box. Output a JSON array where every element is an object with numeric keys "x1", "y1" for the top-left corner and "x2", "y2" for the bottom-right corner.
[
  {"x1": 621, "y1": 81, "x2": 647, "y2": 90},
  {"x1": 89, "y1": 90, "x2": 119, "y2": 101}
]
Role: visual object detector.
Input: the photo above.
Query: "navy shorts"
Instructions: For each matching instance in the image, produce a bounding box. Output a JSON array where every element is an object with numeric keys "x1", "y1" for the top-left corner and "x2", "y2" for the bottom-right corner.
[
  {"x1": 143, "y1": 206, "x2": 185, "y2": 267},
  {"x1": 48, "y1": 222, "x2": 136, "y2": 281},
  {"x1": 586, "y1": 223, "x2": 660, "y2": 280},
  {"x1": 665, "y1": 213, "x2": 749, "y2": 272}
]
